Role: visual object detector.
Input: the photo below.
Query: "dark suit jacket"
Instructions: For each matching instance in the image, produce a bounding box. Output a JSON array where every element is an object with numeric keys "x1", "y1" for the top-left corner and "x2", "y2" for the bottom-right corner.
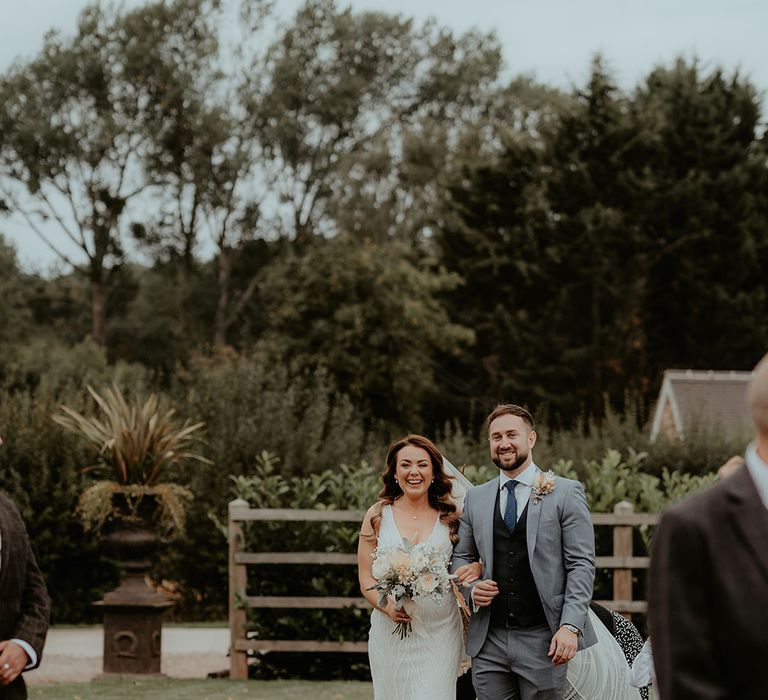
[
  {"x1": 0, "y1": 494, "x2": 51, "y2": 700},
  {"x1": 649, "y1": 463, "x2": 768, "y2": 700}
]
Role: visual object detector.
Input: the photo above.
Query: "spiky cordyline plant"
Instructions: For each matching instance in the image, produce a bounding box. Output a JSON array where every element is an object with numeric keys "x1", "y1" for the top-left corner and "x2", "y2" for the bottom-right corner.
[
  {"x1": 54, "y1": 384, "x2": 210, "y2": 533},
  {"x1": 54, "y1": 384, "x2": 211, "y2": 486}
]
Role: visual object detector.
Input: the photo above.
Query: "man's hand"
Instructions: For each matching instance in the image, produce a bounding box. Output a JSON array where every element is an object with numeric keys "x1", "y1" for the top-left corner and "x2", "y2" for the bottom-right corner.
[
  {"x1": 0, "y1": 640, "x2": 30, "y2": 686},
  {"x1": 471, "y1": 579, "x2": 499, "y2": 607},
  {"x1": 548, "y1": 626, "x2": 578, "y2": 665}
]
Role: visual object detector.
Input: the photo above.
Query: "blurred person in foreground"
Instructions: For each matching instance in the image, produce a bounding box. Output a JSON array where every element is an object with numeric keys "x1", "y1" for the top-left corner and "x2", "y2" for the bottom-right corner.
[
  {"x1": 649, "y1": 353, "x2": 768, "y2": 699},
  {"x1": 0, "y1": 436, "x2": 51, "y2": 700}
]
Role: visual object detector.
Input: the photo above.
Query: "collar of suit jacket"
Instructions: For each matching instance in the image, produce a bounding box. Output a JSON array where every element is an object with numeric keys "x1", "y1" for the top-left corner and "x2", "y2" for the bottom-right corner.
[{"x1": 745, "y1": 442, "x2": 768, "y2": 510}]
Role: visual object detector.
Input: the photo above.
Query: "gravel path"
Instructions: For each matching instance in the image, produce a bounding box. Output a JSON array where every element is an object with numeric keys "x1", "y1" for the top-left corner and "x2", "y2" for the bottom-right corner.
[{"x1": 26, "y1": 627, "x2": 230, "y2": 684}]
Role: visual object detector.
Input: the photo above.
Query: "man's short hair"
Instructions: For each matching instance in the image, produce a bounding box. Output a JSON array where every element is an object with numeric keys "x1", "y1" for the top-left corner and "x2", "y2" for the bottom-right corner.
[
  {"x1": 486, "y1": 404, "x2": 535, "y2": 433},
  {"x1": 747, "y1": 353, "x2": 768, "y2": 436}
]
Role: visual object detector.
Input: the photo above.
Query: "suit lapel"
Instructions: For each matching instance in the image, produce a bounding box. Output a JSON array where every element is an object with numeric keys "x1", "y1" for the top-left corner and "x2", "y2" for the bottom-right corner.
[
  {"x1": 725, "y1": 466, "x2": 768, "y2": 585},
  {"x1": 526, "y1": 469, "x2": 544, "y2": 557},
  {"x1": 481, "y1": 480, "x2": 498, "y2": 574},
  {"x1": 0, "y1": 501, "x2": 11, "y2": 590}
]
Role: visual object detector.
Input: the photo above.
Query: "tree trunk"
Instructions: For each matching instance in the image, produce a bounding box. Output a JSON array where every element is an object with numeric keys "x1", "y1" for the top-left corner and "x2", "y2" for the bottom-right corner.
[
  {"x1": 91, "y1": 274, "x2": 108, "y2": 347},
  {"x1": 213, "y1": 248, "x2": 232, "y2": 348},
  {"x1": 90, "y1": 228, "x2": 110, "y2": 348},
  {"x1": 590, "y1": 236, "x2": 603, "y2": 422}
]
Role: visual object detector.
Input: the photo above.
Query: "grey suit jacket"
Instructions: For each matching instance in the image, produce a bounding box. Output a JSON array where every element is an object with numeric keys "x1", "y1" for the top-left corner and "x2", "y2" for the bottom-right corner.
[
  {"x1": 451, "y1": 471, "x2": 597, "y2": 657},
  {"x1": 0, "y1": 493, "x2": 51, "y2": 700}
]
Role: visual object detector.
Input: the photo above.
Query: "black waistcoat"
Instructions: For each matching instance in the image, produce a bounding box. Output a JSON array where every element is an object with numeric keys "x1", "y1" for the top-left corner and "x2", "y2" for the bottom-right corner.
[{"x1": 489, "y1": 490, "x2": 547, "y2": 628}]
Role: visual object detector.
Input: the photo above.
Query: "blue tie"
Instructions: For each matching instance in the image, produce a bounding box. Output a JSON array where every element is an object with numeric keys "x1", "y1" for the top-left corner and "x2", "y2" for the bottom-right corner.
[{"x1": 503, "y1": 480, "x2": 519, "y2": 533}]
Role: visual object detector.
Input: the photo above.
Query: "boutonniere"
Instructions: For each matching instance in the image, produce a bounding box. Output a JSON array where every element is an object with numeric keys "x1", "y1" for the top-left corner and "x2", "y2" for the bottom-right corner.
[{"x1": 531, "y1": 470, "x2": 556, "y2": 503}]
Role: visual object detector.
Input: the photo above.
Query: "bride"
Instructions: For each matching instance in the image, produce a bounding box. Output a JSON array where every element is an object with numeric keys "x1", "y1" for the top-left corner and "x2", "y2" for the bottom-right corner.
[
  {"x1": 357, "y1": 433, "x2": 640, "y2": 700},
  {"x1": 358, "y1": 434, "x2": 469, "y2": 700}
]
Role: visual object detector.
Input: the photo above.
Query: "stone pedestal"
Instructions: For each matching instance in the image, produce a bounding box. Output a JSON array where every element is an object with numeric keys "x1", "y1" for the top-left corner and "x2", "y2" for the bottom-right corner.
[
  {"x1": 95, "y1": 507, "x2": 173, "y2": 676},
  {"x1": 96, "y1": 591, "x2": 172, "y2": 675}
]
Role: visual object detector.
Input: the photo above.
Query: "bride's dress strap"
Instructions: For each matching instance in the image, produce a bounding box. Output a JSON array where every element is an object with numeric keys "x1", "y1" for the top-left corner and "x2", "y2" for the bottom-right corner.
[{"x1": 377, "y1": 503, "x2": 401, "y2": 547}]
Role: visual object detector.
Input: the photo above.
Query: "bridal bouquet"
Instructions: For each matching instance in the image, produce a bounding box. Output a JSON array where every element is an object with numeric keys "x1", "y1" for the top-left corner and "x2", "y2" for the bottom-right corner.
[{"x1": 368, "y1": 538, "x2": 453, "y2": 639}]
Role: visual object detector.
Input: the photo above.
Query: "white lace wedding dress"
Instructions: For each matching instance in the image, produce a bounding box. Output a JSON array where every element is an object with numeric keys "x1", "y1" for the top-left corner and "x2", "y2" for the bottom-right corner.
[{"x1": 368, "y1": 504, "x2": 464, "y2": 700}]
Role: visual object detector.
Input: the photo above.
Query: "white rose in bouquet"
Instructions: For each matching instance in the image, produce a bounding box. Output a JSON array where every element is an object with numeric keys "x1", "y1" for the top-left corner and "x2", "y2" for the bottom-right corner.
[{"x1": 415, "y1": 572, "x2": 439, "y2": 594}]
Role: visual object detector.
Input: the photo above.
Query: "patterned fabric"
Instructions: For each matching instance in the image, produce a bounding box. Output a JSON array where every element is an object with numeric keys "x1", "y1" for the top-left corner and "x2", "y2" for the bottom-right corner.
[
  {"x1": 0, "y1": 494, "x2": 51, "y2": 700},
  {"x1": 610, "y1": 611, "x2": 649, "y2": 700}
]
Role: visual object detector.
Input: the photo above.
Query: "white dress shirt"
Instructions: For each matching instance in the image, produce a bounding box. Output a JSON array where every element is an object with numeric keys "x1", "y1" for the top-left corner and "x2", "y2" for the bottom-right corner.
[
  {"x1": 499, "y1": 462, "x2": 538, "y2": 521},
  {"x1": 629, "y1": 638, "x2": 656, "y2": 688},
  {"x1": 0, "y1": 531, "x2": 38, "y2": 668},
  {"x1": 745, "y1": 442, "x2": 768, "y2": 511}
]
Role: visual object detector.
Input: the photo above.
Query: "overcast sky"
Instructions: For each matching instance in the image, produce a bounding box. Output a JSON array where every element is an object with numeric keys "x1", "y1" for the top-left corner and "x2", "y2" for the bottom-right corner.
[{"x1": 2, "y1": 0, "x2": 766, "y2": 272}]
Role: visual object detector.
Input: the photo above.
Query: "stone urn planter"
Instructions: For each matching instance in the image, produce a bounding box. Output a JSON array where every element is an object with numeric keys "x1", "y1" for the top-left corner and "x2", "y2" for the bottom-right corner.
[
  {"x1": 95, "y1": 494, "x2": 173, "y2": 675},
  {"x1": 53, "y1": 384, "x2": 209, "y2": 677}
]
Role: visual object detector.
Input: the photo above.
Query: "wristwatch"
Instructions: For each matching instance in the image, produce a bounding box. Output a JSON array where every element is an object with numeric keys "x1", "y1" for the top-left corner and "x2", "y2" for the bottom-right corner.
[{"x1": 561, "y1": 623, "x2": 581, "y2": 636}]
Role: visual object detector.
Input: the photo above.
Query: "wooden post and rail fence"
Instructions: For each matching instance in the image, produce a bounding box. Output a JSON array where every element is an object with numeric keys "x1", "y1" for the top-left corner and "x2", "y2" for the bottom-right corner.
[{"x1": 228, "y1": 498, "x2": 660, "y2": 680}]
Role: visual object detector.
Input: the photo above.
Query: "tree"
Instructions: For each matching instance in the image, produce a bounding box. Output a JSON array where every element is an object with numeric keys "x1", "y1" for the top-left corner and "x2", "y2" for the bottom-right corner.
[
  {"x1": 121, "y1": 0, "x2": 227, "y2": 273},
  {"x1": 146, "y1": 0, "x2": 504, "y2": 348},
  {"x1": 541, "y1": 57, "x2": 647, "y2": 421},
  {"x1": 438, "y1": 56, "x2": 768, "y2": 428},
  {"x1": 634, "y1": 59, "x2": 768, "y2": 377},
  {"x1": 256, "y1": 0, "x2": 502, "y2": 244},
  {"x1": 0, "y1": 5, "x2": 143, "y2": 344},
  {"x1": 437, "y1": 131, "x2": 557, "y2": 419},
  {"x1": 0, "y1": 235, "x2": 34, "y2": 344},
  {"x1": 437, "y1": 58, "x2": 649, "y2": 426},
  {"x1": 254, "y1": 235, "x2": 474, "y2": 427},
  {"x1": 0, "y1": 0, "x2": 226, "y2": 347},
  {"x1": 126, "y1": 0, "x2": 271, "y2": 348}
]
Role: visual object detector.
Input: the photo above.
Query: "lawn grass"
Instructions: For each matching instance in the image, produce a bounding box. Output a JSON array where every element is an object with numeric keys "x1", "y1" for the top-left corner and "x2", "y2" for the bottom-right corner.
[{"x1": 28, "y1": 679, "x2": 373, "y2": 699}]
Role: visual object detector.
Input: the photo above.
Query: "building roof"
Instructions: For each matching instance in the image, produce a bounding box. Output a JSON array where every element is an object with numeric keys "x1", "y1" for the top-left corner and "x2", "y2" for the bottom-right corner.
[{"x1": 650, "y1": 369, "x2": 754, "y2": 441}]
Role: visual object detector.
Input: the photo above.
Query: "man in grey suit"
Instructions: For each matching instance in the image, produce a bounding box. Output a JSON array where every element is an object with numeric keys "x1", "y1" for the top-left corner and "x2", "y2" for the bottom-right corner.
[{"x1": 451, "y1": 404, "x2": 596, "y2": 700}]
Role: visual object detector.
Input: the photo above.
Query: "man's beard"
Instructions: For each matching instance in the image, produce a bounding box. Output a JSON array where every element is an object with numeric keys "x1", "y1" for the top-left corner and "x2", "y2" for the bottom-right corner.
[{"x1": 493, "y1": 448, "x2": 529, "y2": 473}]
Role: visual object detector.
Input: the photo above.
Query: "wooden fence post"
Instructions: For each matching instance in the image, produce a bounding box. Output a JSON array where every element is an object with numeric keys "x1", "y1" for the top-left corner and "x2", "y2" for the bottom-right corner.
[
  {"x1": 229, "y1": 498, "x2": 249, "y2": 680},
  {"x1": 612, "y1": 501, "x2": 634, "y2": 619}
]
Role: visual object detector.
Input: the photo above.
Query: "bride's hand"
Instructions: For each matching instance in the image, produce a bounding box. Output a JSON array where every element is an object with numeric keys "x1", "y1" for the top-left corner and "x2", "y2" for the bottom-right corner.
[
  {"x1": 381, "y1": 599, "x2": 411, "y2": 624},
  {"x1": 455, "y1": 561, "x2": 483, "y2": 586}
]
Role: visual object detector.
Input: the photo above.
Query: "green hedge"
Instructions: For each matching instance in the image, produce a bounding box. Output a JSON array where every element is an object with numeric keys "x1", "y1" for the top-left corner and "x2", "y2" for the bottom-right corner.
[
  {"x1": 0, "y1": 340, "x2": 741, "y2": 625},
  {"x1": 0, "y1": 342, "x2": 382, "y2": 623},
  {"x1": 233, "y1": 449, "x2": 717, "y2": 679}
]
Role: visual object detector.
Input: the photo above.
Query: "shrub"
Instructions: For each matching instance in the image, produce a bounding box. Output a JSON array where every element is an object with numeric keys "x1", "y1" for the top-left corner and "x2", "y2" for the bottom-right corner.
[
  {"x1": 159, "y1": 354, "x2": 385, "y2": 620},
  {"x1": 0, "y1": 385, "x2": 119, "y2": 622},
  {"x1": 0, "y1": 341, "x2": 742, "y2": 625},
  {"x1": 0, "y1": 343, "x2": 148, "y2": 622},
  {"x1": 229, "y1": 447, "x2": 718, "y2": 678},
  {"x1": 436, "y1": 404, "x2": 749, "y2": 479}
]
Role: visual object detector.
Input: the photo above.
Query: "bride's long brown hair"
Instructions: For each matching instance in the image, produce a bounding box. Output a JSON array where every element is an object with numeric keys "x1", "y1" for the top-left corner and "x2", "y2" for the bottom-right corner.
[{"x1": 361, "y1": 434, "x2": 460, "y2": 545}]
